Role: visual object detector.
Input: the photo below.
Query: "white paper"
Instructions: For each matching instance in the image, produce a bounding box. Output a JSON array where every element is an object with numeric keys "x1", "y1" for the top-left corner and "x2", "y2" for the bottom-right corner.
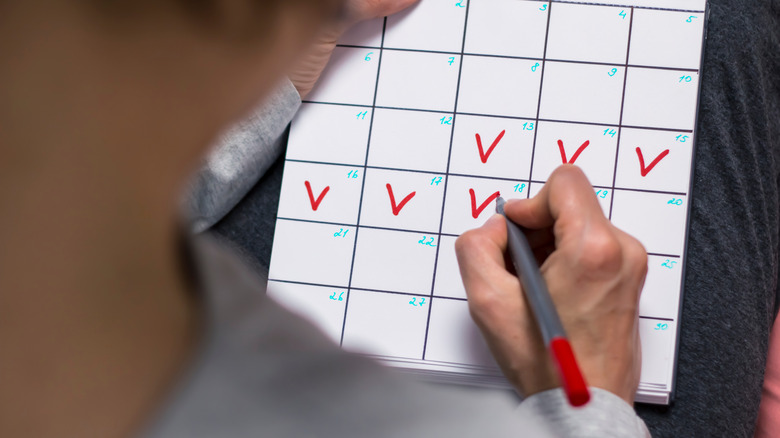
[{"x1": 268, "y1": 0, "x2": 707, "y2": 404}]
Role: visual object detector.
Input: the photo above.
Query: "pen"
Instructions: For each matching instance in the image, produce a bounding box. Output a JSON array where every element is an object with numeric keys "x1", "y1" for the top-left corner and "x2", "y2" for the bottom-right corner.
[{"x1": 496, "y1": 197, "x2": 590, "y2": 407}]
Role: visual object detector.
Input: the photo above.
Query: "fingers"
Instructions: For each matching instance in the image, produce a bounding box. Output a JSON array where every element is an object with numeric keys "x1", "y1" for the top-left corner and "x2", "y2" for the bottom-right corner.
[
  {"x1": 373, "y1": 0, "x2": 420, "y2": 17},
  {"x1": 455, "y1": 214, "x2": 508, "y2": 292},
  {"x1": 455, "y1": 215, "x2": 526, "y2": 320},
  {"x1": 345, "y1": 0, "x2": 421, "y2": 25},
  {"x1": 503, "y1": 165, "x2": 607, "y2": 231}
]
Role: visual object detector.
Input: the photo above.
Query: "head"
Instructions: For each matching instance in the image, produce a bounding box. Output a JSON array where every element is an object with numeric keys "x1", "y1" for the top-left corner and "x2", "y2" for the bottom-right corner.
[
  {"x1": 0, "y1": 0, "x2": 348, "y2": 262},
  {"x1": 0, "y1": 0, "x2": 346, "y2": 194},
  {"x1": 0, "y1": 3, "x2": 347, "y2": 435}
]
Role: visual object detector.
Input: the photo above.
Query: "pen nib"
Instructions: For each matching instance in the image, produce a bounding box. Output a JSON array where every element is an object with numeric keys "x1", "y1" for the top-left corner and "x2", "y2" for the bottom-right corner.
[{"x1": 496, "y1": 196, "x2": 506, "y2": 215}]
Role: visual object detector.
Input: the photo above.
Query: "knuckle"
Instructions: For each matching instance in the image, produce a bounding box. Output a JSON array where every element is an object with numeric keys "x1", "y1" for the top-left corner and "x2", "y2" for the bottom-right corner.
[
  {"x1": 577, "y1": 228, "x2": 623, "y2": 272},
  {"x1": 549, "y1": 163, "x2": 586, "y2": 183}
]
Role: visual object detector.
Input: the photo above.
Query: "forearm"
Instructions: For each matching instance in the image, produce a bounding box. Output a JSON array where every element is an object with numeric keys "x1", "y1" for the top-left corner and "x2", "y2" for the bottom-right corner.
[
  {"x1": 519, "y1": 388, "x2": 651, "y2": 437},
  {"x1": 183, "y1": 79, "x2": 301, "y2": 233}
]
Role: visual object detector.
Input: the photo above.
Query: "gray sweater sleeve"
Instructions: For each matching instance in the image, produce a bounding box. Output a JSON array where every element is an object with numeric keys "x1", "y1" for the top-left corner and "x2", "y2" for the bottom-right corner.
[
  {"x1": 183, "y1": 79, "x2": 301, "y2": 233},
  {"x1": 520, "y1": 388, "x2": 651, "y2": 437}
]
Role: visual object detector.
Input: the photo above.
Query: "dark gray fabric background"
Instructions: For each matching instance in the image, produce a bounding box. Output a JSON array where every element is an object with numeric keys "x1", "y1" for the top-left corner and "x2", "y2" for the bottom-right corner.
[{"x1": 212, "y1": 1, "x2": 780, "y2": 435}]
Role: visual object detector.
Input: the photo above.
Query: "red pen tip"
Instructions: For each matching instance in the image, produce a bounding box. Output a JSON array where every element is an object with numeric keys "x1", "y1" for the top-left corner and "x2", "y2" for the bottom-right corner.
[{"x1": 550, "y1": 337, "x2": 590, "y2": 407}]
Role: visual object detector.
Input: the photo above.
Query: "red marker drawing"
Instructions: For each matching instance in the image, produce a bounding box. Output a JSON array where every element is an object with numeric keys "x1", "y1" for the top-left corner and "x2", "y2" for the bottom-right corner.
[
  {"x1": 636, "y1": 148, "x2": 670, "y2": 177},
  {"x1": 386, "y1": 184, "x2": 416, "y2": 216},
  {"x1": 469, "y1": 188, "x2": 501, "y2": 219},
  {"x1": 476, "y1": 130, "x2": 507, "y2": 163},
  {"x1": 304, "y1": 181, "x2": 330, "y2": 211},
  {"x1": 557, "y1": 140, "x2": 591, "y2": 165}
]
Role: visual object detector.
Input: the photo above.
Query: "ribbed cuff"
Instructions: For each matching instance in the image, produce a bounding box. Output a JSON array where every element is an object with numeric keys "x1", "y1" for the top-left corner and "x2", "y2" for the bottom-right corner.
[{"x1": 518, "y1": 388, "x2": 651, "y2": 437}]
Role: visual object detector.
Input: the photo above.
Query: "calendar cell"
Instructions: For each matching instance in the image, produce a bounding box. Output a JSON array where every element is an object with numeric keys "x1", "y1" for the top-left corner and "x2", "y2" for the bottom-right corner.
[
  {"x1": 266, "y1": 281, "x2": 347, "y2": 344},
  {"x1": 615, "y1": 128, "x2": 693, "y2": 193},
  {"x1": 546, "y1": 3, "x2": 631, "y2": 64},
  {"x1": 448, "y1": 115, "x2": 535, "y2": 180},
  {"x1": 433, "y1": 236, "x2": 466, "y2": 299},
  {"x1": 351, "y1": 228, "x2": 437, "y2": 295},
  {"x1": 531, "y1": 121, "x2": 619, "y2": 187},
  {"x1": 376, "y1": 50, "x2": 461, "y2": 112},
  {"x1": 528, "y1": 182, "x2": 612, "y2": 218},
  {"x1": 277, "y1": 161, "x2": 363, "y2": 225},
  {"x1": 611, "y1": 190, "x2": 688, "y2": 256},
  {"x1": 425, "y1": 298, "x2": 497, "y2": 368},
  {"x1": 384, "y1": 0, "x2": 466, "y2": 52},
  {"x1": 269, "y1": 220, "x2": 356, "y2": 287},
  {"x1": 338, "y1": 17, "x2": 384, "y2": 48},
  {"x1": 457, "y1": 55, "x2": 543, "y2": 119},
  {"x1": 287, "y1": 103, "x2": 371, "y2": 166},
  {"x1": 629, "y1": 10, "x2": 706, "y2": 69},
  {"x1": 464, "y1": 0, "x2": 548, "y2": 58},
  {"x1": 622, "y1": 68, "x2": 700, "y2": 131},
  {"x1": 367, "y1": 108, "x2": 452, "y2": 173},
  {"x1": 640, "y1": 256, "x2": 684, "y2": 320},
  {"x1": 306, "y1": 47, "x2": 380, "y2": 106},
  {"x1": 539, "y1": 61, "x2": 625, "y2": 125},
  {"x1": 441, "y1": 176, "x2": 527, "y2": 236},
  {"x1": 359, "y1": 168, "x2": 445, "y2": 233},
  {"x1": 342, "y1": 289, "x2": 429, "y2": 360},
  {"x1": 639, "y1": 318, "x2": 675, "y2": 386}
]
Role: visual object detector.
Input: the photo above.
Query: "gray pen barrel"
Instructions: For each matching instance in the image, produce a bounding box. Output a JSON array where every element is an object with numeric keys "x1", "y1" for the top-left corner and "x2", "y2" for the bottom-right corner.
[{"x1": 497, "y1": 198, "x2": 567, "y2": 346}]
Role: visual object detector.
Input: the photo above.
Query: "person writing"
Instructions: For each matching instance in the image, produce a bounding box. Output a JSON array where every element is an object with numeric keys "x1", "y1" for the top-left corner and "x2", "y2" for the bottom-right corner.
[{"x1": 0, "y1": 0, "x2": 650, "y2": 436}]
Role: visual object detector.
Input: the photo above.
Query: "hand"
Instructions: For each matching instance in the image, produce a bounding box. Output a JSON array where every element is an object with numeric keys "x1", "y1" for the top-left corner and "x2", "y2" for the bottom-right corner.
[
  {"x1": 289, "y1": 0, "x2": 419, "y2": 98},
  {"x1": 455, "y1": 165, "x2": 647, "y2": 404}
]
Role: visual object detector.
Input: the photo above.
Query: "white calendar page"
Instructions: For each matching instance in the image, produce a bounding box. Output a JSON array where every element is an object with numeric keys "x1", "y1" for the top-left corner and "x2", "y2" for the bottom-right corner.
[{"x1": 267, "y1": 0, "x2": 709, "y2": 405}]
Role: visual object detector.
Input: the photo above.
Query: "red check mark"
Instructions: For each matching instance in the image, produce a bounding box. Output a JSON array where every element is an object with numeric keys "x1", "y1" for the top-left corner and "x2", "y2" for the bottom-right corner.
[
  {"x1": 636, "y1": 147, "x2": 670, "y2": 177},
  {"x1": 304, "y1": 181, "x2": 330, "y2": 211},
  {"x1": 557, "y1": 140, "x2": 591, "y2": 164},
  {"x1": 469, "y1": 189, "x2": 501, "y2": 219},
  {"x1": 386, "y1": 184, "x2": 416, "y2": 216},
  {"x1": 476, "y1": 130, "x2": 506, "y2": 163}
]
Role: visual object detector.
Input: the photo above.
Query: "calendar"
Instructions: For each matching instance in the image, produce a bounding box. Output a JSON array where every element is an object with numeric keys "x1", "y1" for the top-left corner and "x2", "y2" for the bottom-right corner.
[{"x1": 267, "y1": 0, "x2": 708, "y2": 404}]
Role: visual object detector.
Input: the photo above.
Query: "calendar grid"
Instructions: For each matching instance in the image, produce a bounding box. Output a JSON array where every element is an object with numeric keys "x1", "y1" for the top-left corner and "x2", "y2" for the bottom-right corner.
[
  {"x1": 608, "y1": 6, "x2": 635, "y2": 220},
  {"x1": 338, "y1": 17, "x2": 388, "y2": 347},
  {"x1": 422, "y1": 0, "x2": 474, "y2": 361},
  {"x1": 271, "y1": 0, "x2": 708, "y2": 403}
]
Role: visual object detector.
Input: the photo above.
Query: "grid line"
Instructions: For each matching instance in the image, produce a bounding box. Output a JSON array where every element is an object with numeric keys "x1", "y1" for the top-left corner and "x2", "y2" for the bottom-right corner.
[
  {"x1": 608, "y1": 6, "x2": 635, "y2": 220},
  {"x1": 421, "y1": 1, "x2": 472, "y2": 361},
  {"x1": 338, "y1": 18, "x2": 388, "y2": 347},
  {"x1": 526, "y1": 1, "x2": 555, "y2": 195}
]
